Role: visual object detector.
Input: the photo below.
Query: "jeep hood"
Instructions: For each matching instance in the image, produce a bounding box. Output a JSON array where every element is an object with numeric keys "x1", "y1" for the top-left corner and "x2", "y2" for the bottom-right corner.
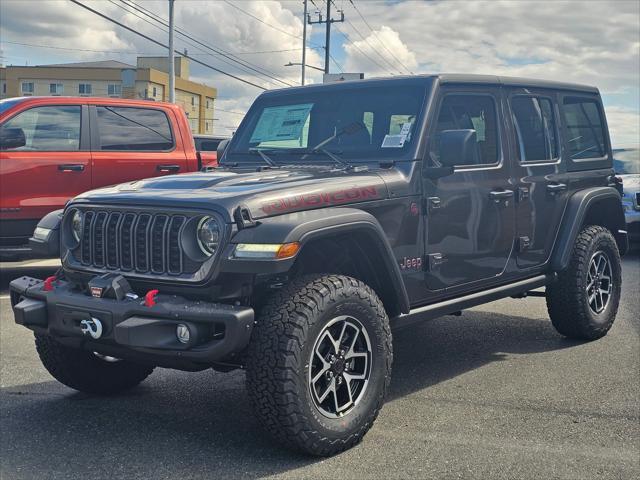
[{"x1": 73, "y1": 168, "x2": 389, "y2": 221}]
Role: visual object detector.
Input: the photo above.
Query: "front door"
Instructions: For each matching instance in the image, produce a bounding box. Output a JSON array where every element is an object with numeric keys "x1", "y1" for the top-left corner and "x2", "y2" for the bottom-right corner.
[
  {"x1": 424, "y1": 89, "x2": 515, "y2": 291},
  {"x1": 0, "y1": 104, "x2": 91, "y2": 244}
]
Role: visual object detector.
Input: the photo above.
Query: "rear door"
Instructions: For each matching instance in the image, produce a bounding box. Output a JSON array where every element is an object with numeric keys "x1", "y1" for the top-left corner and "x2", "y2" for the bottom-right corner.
[
  {"x1": 89, "y1": 105, "x2": 188, "y2": 188},
  {"x1": 0, "y1": 103, "x2": 90, "y2": 243},
  {"x1": 424, "y1": 86, "x2": 515, "y2": 291},
  {"x1": 506, "y1": 89, "x2": 570, "y2": 268}
]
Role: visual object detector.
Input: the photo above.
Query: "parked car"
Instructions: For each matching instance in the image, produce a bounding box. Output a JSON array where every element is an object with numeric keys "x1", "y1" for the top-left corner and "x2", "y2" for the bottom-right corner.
[
  {"x1": 193, "y1": 134, "x2": 228, "y2": 153},
  {"x1": 0, "y1": 96, "x2": 217, "y2": 259},
  {"x1": 613, "y1": 148, "x2": 640, "y2": 244},
  {"x1": 10, "y1": 75, "x2": 628, "y2": 456}
]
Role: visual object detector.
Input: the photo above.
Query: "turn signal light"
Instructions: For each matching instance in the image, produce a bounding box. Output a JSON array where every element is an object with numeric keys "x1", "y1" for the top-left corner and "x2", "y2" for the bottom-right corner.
[{"x1": 234, "y1": 242, "x2": 301, "y2": 260}]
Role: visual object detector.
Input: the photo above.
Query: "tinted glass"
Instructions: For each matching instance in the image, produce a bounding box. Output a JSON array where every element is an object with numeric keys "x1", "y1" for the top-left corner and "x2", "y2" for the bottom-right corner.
[
  {"x1": 562, "y1": 97, "x2": 606, "y2": 159},
  {"x1": 96, "y1": 106, "x2": 173, "y2": 151},
  {"x1": 0, "y1": 105, "x2": 81, "y2": 151},
  {"x1": 512, "y1": 97, "x2": 558, "y2": 161},
  {"x1": 228, "y1": 85, "x2": 428, "y2": 162},
  {"x1": 197, "y1": 140, "x2": 220, "y2": 151},
  {"x1": 431, "y1": 95, "x2": 499, "y2": 166}
]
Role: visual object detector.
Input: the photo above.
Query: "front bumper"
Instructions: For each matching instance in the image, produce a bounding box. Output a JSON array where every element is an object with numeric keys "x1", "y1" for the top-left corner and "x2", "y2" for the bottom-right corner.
[{"x1": 9, "y1": 276, "x2": 254, "y2": 370}]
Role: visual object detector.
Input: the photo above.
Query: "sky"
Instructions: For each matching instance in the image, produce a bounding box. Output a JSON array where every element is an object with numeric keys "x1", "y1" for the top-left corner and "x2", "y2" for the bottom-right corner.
[{"x1": 0, "y1": 0, "x2": 638, "y2": 146}]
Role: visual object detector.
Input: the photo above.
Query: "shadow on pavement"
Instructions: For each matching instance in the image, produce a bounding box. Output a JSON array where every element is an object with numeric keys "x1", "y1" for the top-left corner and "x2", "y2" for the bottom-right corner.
[{"x1": 0, "y1": 310, "x2": 581, "y2": 479}]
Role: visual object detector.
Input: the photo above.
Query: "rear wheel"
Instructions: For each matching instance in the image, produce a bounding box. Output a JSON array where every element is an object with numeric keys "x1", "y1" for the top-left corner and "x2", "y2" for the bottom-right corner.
[
  {"x1": 546, "y1": 225, "x2": 622, "y2": 340},
  {"x1": 246, "y1": 274, "x2": 392, "y2": 456},
  {"x1": 35, "y1": 334, "x2": 154, "y2": 394}
]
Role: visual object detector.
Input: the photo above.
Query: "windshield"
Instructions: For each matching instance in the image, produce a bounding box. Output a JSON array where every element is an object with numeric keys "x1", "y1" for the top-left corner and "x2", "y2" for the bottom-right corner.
[
  {"x1": 226, "y1": 84, "x2": 429, "y2": 164},
  {"x1": 613, "y1": 149, "x2": 640, "y2": 174}
]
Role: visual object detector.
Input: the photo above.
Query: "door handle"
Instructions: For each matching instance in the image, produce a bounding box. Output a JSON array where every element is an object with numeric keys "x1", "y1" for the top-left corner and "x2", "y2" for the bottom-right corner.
[
  {"x1": 489, "y1": 190, "x2": 514, "y2": 202},
  {"x1": 546, "y1": 183, "x2": 567, "y2": 194},
  {"x1": 58, "y1": 164, "x2": 85, "y2": 172},
  {"x1": 157, "y1": 164, "x2": 181, "y2": 173}
]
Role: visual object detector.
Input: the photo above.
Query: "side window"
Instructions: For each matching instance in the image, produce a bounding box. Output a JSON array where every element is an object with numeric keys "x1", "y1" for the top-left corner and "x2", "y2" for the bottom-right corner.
[
  {"x1": 511, "y1": 96, "x2": 558, "y2": 162},
  {"x1": 0, "y1": 105, "x2": 81, "y2": 151},
  {"x1": 562, "y1": 97, "x2": 606, "y2": 160},
  {"x1": 96, "y1": 106, "x2": 174, "y2": 151},
  {"x1": 431, "y1": 94, "x2": 499, "y2": 166}
]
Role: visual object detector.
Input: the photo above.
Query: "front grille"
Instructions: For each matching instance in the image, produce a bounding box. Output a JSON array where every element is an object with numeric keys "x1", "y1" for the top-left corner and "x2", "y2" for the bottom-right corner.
[{"x1": 78, "y1": 209, "x2": 189, "y2": 276}]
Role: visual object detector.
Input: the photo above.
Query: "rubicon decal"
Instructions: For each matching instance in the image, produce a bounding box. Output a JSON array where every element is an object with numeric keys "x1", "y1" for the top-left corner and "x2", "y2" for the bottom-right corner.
[{"x1": 261, "y1": 186, "x2": 379, "y2": 214}]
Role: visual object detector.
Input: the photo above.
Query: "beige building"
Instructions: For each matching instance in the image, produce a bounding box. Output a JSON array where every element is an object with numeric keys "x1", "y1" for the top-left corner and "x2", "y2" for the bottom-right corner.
[{"x1": 0, "y1": 56, "x2": 217, "y2": 134}]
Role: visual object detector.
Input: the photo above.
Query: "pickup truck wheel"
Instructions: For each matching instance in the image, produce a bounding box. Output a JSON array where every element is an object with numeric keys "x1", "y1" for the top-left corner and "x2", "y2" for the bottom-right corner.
[
  {"x1": 246, "y1": 274, "x2": 392, "y2": 456},
  {"x1": 547, "y1": 225, "x2": 621, "y2": 340},
  {"x1": 35, "y1": 334, "x2": 154, "y2": 395}
]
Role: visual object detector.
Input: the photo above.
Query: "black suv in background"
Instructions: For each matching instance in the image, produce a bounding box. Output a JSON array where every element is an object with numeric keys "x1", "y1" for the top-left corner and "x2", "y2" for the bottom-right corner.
[{"x1": 10, "y1": 75, "x2": 628, "y2": 456}]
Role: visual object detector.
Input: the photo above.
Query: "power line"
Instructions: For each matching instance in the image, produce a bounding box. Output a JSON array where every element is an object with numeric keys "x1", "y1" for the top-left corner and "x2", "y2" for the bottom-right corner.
[
  {"x1": 347, "y1": 0, "x2": 413, "y2": 74},
  {"x1": 119, "y1": 0, "x2": 295, "y2": 87},
  {"x1": 69, "y1": 0, "x2": 266, "y2": 90}
]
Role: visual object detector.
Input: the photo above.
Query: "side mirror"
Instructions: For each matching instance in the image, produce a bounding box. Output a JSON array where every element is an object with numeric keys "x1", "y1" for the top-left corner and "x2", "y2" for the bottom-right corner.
[
  {"x1": 217, "y1": 138, "x2": 230, "y2": 160},
  {"x1": 0, "y1": 127, "x2": 26, "y2": 150},
  {"x1": 439, "y1": 129, "x2": 479, "y2": 167}
]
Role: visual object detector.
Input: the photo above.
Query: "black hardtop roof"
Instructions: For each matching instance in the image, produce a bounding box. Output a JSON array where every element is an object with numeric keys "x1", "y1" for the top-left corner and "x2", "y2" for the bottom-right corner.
[{"x1": 261, "y1": 73, "x2": 599, "y2": 96}]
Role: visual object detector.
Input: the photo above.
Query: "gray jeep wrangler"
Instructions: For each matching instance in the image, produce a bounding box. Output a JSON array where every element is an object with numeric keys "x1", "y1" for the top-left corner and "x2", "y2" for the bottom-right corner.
[{"x1": 10, "y1": 74, "x2": 628, "y2": 456}]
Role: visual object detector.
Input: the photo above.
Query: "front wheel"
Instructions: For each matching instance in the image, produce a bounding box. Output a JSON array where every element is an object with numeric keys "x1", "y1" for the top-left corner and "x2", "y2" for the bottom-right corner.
[
  {"x1": 35, "y1": 334, "x2": 155, "y2": 394},
  {"x1": 246, "y1": 274, "x2": 392, "y2": 456},
  {"x1": 546, "y1": 225, "x2": 622, "y2": 340}
]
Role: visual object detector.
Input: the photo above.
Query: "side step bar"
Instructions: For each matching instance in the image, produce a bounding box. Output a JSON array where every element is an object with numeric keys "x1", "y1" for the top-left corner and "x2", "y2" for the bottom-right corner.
[{"x1": 392, "y1": 274, "x2": 553, "y2": 330}]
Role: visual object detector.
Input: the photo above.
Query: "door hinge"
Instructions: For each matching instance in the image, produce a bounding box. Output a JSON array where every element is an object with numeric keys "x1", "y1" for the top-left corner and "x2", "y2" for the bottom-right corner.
[
  {"x1": 424, "y1": 196, "x2": 441, "y2": 213},
  {"x1": 516, "y1": 187, "x2": 530, "y2": 202},
  {"x1": 518, "y1": 236, "x2": 531, "y2": 252},
  {"x1": 427, "y1": 253, "x2": 446, "y2": 271}
]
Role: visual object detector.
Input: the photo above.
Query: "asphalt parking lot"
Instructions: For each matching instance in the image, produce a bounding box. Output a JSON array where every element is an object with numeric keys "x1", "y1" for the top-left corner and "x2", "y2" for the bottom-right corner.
[{"x1": 1, "y1": 255, "x2": 638, "y2": 480}]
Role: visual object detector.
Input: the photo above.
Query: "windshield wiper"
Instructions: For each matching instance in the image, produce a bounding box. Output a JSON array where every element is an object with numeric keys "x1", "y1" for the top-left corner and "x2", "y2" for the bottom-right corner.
[
  {"x1": 248, "y1": 149, "x2": 278, "y2": 168},
  {"x1": 312, "y1": 148, "x2": 352, "y2": 169}
]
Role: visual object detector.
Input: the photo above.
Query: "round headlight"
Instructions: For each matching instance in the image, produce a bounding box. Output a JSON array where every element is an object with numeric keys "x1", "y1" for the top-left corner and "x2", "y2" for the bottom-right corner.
[
  {"x1": 196, "y1": 216, "x2": 221, "y2": 256},
  {"x1": 71, "y1": 210, "x2": 83, "y2": 242}
]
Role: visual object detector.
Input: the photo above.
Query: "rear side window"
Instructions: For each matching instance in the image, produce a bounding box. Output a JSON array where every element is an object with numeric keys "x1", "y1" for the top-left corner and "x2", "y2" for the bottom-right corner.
[
  {"x1": 96, "y1": 106, "x2": 173, "y2": 151},
  {"x1": 562, "y1": 97, "x2": 606, "y2": 160},
  {"x1": 431, "y1": 94, "x2": 499, "y2": 166},
  {"x1": 512, "y1": 97, "x2": 558, "y2": 162},
  {"x1": 0, "y1": 105, "x2": 81, "y2": 151},
  {"x1": 198, "y1": 140, "x2": 220, "y2": 151}
]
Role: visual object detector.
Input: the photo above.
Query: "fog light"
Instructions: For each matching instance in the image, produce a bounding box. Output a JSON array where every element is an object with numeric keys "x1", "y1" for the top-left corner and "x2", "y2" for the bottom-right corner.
[{"x1": 176, "y1": 324, "x2": 190, "y2": 344}]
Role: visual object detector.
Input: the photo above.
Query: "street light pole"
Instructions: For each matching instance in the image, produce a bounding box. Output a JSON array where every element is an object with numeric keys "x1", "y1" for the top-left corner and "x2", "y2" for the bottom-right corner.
[
  {"x1": 301, "y1": 0, "x2": 307, "y2": 85},
  {"x1": 324, "y1": 0, "x2": 330, "y2": 74},
  {"x1": 168, "y1": 0, "x2": 175, "y2": 103}
]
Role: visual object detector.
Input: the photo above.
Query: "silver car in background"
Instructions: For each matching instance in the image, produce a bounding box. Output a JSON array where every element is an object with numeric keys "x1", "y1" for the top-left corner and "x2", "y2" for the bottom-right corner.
[{"x1": 614, "y1": 148, "x2": 640, "y2": 244}]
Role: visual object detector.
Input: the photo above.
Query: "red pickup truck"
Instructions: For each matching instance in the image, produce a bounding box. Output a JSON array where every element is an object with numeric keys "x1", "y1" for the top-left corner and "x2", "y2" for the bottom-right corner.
[{"x1": 0, "y1": 96, "x2": 219, "y2": 259}]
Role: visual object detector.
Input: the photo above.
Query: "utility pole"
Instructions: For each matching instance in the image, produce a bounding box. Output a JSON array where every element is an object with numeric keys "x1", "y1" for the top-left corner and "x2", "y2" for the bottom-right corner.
[
  {"x1": 308, "y1": 0, "x2": 344, "y2": 74},
  {"x1": 301, "y1": 0, "x2": 307, "y2": 85},
  {"x1": 168, "y1": 0, "x2": 175, "y2": 103}
]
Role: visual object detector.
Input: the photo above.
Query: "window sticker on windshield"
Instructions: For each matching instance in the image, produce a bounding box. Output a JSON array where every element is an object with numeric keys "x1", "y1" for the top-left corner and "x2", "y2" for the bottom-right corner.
[
  {"x1": 400, "y1": 122, "x2": 413, "y2": 136},
  {"x1": 381, "y1": 134, "x2": 407, "y2": 148},
  {"x1": 250, "y1": 103, "x2": 313, "y2": 144}
]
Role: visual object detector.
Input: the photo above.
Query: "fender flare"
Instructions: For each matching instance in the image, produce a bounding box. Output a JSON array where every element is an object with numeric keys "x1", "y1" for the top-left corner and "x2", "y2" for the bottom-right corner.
[
  {"x1": 222, "y1": 207, "x2": 411, "y2": 315},
  {"x1": 551, "y1": 186, "x2": 626, "y2": 271}
]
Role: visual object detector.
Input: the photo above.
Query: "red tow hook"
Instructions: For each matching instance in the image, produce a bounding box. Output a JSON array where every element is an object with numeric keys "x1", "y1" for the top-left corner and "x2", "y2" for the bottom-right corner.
[
  {"x1": 144, "y1": 289, "x2": 159, "y2": 307},
  {"x1": 43, "y1": 276, "x2": 58, "y2": 292}
]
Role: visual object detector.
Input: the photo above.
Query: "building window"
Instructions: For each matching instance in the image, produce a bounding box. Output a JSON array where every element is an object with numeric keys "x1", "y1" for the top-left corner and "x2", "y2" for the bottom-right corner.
[
  {"x1": 78, "y1": 83, "x2": 92, "y2": 95},
  {"x1": 49, "y1": 83, "x2": 64, "y2": 95},
  {"x1": 21, "y1": 82, "x2": 34, "y2": 95},
  {"x1": 205, "y1": 121, "x2": 210, "y2": 132},
  {"x1": 152, "y1": 86, "x2": 157, "y2": 97},
  {"x1": 108, "y1": 84, "x2": 122, "y2": 96},
  {"x1": 2, "y1": 83, "x2": 6, "y2": 94},
  {"x1": 206, "y1": 99, "x2": 210, "y2": 109}
]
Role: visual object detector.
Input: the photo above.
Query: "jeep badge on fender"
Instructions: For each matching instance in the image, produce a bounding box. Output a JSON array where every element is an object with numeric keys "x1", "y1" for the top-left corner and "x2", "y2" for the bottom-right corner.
[{"x1": 9, "y1": 74, "x2": 628, "y2": 456}]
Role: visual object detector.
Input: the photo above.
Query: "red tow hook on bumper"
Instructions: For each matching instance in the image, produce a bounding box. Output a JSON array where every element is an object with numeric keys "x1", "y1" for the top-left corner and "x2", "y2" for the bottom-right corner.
[
  {"x1": 144, "y1": 289, "x2": 159, "y2": 307},
  {"x1": 43, "y1": 276, "x2": 58, "y2": 292}
]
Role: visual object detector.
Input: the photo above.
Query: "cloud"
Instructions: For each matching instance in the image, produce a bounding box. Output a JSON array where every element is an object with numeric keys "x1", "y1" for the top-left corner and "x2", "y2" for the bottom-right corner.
[
  {"x1": 605, "y1": 106, "x2": 640, "y2": 147},
  {"x1": 0, "y1": 0, "x2": 638, "y2": 139}
]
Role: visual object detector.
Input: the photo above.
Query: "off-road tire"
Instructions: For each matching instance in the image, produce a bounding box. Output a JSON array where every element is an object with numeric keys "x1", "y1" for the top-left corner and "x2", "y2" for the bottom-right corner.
[
  {"x1": 246, "y1": 274, "x2": 392, "y2": 456},
  {"x1": 35, "y1": 334, "x2": 154, "y2": 394},
  {"x1": 546, "y1": 225, "x2": 621, "y2": 340}
]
